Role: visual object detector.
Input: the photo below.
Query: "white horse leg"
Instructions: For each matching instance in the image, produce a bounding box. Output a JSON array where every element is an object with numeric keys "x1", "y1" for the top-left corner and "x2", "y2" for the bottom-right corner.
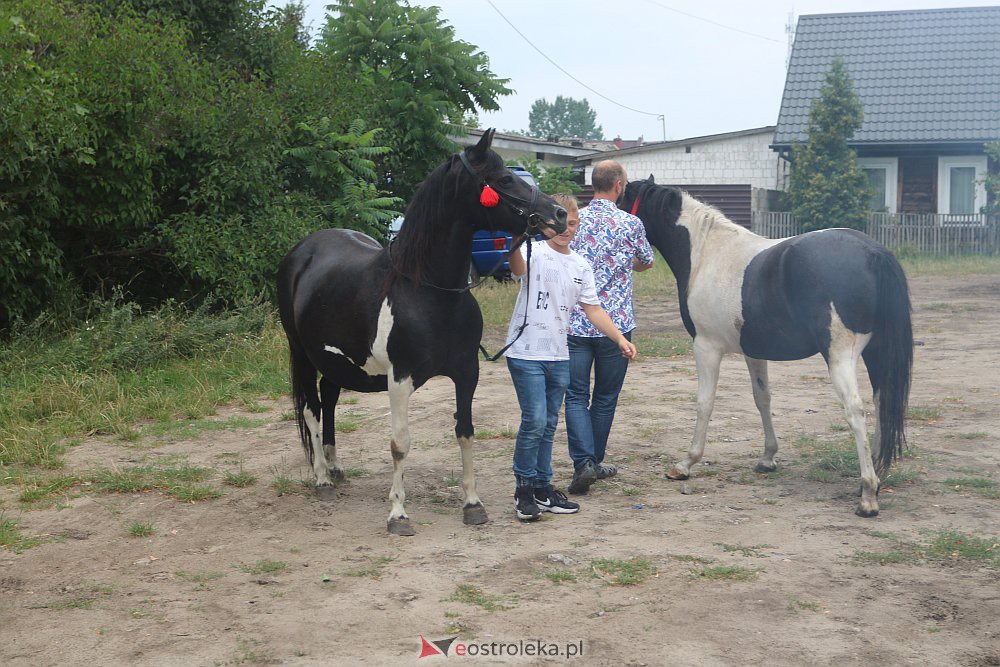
[
  {"x1": 453, "y1": 366, "x2": 487, "y2": 525},
  {"x1": 304, "y1": 407, "x2": 336, "y2": 499},
  {"x1": 458, "y1": 436, "x2": 487, "y2": 524},
  {"x1": 827, "y1": 316, "x2": 878, "y2": 516},
  {"x1": 387, "y1": 374, "x2": 416, "y2": 535},
  {"x1": 669, "y1": 338, "x2": 723, "y2": 479},
  {"x1": 323, "y1": 444, "x2": 343, "y2": 480},
  {"x1": 745, "y1": 356, "x2": 779, "y2": 473}
]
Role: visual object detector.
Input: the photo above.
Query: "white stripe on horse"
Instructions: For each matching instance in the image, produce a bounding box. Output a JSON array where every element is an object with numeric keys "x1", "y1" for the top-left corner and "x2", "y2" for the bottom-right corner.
[{"x1": 323, "y1": 299, "x2": 394, "y2": 376}]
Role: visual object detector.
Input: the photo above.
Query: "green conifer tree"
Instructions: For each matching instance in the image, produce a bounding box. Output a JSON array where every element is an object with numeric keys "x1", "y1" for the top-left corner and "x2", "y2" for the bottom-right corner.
[{"x1": 787, "y1": 58, "x2": 870, "y2": 232}]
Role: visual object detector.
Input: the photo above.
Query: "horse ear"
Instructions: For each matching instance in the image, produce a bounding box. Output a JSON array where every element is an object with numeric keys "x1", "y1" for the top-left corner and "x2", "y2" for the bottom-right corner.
[
  {"x1": 646, "y1": 174, "x2": 655, "y2": 184},
  {"x1": 473, "y1": 129, "x2": 495, "y2": 156}
]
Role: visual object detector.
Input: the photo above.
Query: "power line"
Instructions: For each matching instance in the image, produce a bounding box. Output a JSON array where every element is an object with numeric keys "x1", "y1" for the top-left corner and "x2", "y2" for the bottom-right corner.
[
  {"x1": 642, "y1": 0, "x2": 783, "y2": 44},
  {"x1": 484, "y1": 0, "x2": 662, "y2": 119}
]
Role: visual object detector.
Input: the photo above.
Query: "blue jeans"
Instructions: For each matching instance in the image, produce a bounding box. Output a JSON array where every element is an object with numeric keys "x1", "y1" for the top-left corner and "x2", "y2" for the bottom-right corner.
[
  {"x1": 565, "y1": 332, "x2": 632, "y2": 471},
  {"x1": 506, "y1": 357, "x2": 570, "y2": 487}
]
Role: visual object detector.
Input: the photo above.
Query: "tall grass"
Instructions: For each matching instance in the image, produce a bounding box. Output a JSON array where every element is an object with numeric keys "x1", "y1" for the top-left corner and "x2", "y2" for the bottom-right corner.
[{"x1": 1, "y1": 299, "x2": 288, "y2": 470}]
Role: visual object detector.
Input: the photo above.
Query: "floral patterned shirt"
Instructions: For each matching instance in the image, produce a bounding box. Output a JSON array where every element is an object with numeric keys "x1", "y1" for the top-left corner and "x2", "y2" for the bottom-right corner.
[{"x1": 568, "y1": 198, "x2": 654, "y2": 337}]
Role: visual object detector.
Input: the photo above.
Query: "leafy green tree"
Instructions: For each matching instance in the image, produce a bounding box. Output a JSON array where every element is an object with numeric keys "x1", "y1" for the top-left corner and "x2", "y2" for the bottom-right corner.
[
  {"x1": 320, "y1": 0, "x2": 512, "y2": 199},
  {"x1": 527, "y1": 96, "x2": 603, "y2": 140},
  {"x1": 0, "y1": 11, "x2": 96, "y2": 327},
  {"x1": 283, "y1": 118, "x2": 401, "y2": 236},
  {"x1": 983, "y1": 139, "x2": 1000, "y2": 215},
  {"x1": 0, "y1": 0, "x2": 394, "y2": 328},
  {"x1": 80, "y1": 0, "x2": 246, "y2": 47},
  {"x1": 510, "y1": 159, "x2": 581, "y2": 195},
  {"x1": 787, "y1": 58, "x2": 870, "y2": 232}
]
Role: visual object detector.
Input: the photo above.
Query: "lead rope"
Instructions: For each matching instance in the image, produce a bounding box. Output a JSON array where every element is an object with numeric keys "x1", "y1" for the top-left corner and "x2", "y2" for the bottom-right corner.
[{"x1": 478, "y1": 236, "x2": 533, "y2": 362}]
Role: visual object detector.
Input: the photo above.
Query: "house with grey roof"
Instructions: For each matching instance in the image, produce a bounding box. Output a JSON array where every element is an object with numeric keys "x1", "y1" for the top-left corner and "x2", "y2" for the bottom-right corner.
[
  {"x1": 575, "y1": 126, "x2": 784, "y2": 227},
  {"x1": 772, "y1": 6, "x2": 1000, "y2": 217}
]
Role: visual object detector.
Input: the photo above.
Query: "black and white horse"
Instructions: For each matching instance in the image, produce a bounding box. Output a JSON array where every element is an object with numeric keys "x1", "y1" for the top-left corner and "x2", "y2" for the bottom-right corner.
[
  {"x1": 277, "y1": 131, "x2": 567, "y2": 535},
  {"x1": 621, "y1": 177, "x2": 913, "y2": 516}
]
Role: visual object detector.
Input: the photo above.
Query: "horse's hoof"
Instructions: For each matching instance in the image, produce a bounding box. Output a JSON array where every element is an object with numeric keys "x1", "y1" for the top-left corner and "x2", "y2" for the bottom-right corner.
[
  {"x1": 463, "y1": 503, "x2": 489, "y2": 526},
  {"x1": 666, "y1": 468, "x2": 689, "y2": 481},
  {"x1": 330, "y1": 468, "x2": 346, "y2": 483},
  {"x1": 753, "y1": 462, "x2": 778, "y2": 474},
  {"x1": 315, "y1": 484, "x2": 338, "y2": 501},
  {"x1": 388, "y1": 518, "x2": 416, "y2": 536},
  {"x1": 855, "y1": 506, "x2": 879, "y2": 518}
]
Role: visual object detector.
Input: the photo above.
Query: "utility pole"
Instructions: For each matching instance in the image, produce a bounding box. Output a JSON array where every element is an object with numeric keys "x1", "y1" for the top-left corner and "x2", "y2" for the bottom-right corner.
[
  {"x1": 657, "y1": 114, "x2": 666, "y2": 141},
  {"x1": 785, "y1": 12, "x2": 796, "y2": 70}
]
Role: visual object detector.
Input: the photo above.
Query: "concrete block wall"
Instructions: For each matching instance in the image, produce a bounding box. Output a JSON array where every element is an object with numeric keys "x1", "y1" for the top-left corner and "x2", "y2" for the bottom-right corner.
[{"x1": 588, "y1": 131, "x2": 783, "y2": 191}]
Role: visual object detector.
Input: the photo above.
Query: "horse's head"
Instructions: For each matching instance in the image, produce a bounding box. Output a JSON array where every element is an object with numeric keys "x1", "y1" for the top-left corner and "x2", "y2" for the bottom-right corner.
[
  {"x1": 458, "y1": 129, "x2": 567, "y2": 237},
  {"x1": 619, "y1": 175, "x2": 682, "y2": 250},
  {"x1": 619, "y1": 175, "x2": 656, "y2": 219}
]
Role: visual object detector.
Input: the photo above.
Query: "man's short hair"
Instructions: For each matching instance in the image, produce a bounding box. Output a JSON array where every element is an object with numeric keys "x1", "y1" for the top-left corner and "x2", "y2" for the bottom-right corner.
[{"x1": 591, "y1": 160, "x2": 627, "y2": 193}]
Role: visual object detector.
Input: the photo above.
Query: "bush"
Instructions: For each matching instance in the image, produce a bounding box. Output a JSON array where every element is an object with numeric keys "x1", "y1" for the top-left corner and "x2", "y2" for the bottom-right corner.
[
  {"x1": 0, "y1": 1, "x2": 396, "y2": 331},
  {"x1": 1, "y1": 291, "x2": 273, "y2": 373}
]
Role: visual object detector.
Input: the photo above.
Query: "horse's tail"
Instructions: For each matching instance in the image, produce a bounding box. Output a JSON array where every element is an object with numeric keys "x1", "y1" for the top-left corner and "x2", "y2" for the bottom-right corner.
[
  {"x1": 288, "y1": 343, "x2": 319, "y2": 467},
  {"x1": 277, "y1": 246, "x2": 319, "y2": 468},
  {"x1": 866, "y1": 248, "x2": 913, "y2": 473}
]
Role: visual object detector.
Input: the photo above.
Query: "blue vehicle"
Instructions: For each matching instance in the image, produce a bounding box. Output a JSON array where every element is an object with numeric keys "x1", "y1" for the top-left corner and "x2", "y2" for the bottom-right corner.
[{"x1": 388, "y1": 166, "x2": 539, "y2": 283}]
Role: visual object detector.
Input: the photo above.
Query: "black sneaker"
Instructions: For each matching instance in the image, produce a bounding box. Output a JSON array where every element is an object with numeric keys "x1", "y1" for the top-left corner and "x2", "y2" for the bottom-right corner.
[
  {"x1": 514, "y1": 486, "x2": 541, "y2": 521},
  {"x1": 534, "y1": 486, "x2": 580, "y2": 514},
  {"x1": 567, "y1": 460, "x2": 597, "y2": 495},
  {"x1": 595, "y1": 463, "x2": 618, "y2": 480}
]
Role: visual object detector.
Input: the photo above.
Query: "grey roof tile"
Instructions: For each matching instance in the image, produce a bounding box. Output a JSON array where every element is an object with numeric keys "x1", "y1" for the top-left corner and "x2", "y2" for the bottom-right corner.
[{"x1": 774, "y1": 6, "x2": 1000, "y2": 146}]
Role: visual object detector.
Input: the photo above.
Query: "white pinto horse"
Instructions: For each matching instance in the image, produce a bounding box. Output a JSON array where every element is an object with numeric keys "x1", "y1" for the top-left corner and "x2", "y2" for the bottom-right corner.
[{"x1": 622, "y1": 177, "x2": 913, "y2": 516}]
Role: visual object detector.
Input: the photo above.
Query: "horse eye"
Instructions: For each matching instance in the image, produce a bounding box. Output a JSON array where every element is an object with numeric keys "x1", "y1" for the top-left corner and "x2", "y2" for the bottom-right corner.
[{"x1": 499, "y1": 175, "x2": 514, "y2": 186}]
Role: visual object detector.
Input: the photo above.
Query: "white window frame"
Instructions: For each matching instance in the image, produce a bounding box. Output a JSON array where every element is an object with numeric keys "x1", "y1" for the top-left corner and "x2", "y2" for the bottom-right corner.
[
  {"x1": 938, "y1": 155, "x2": 987, "y2": 215},
  {"x1": 858, "y1": 157, "x2": 898, "y2": 213}
]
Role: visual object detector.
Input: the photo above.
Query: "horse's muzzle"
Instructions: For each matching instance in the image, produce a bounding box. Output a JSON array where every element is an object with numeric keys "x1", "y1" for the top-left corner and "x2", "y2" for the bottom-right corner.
[{"x1": 530, "y1": 206, "x2": 567, "y2": 235}]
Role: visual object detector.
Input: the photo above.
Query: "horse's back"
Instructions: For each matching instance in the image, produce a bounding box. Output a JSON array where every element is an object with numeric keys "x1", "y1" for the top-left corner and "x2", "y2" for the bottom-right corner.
[
  {"x1": 280, "y1": 228, "x2": 383, "y2": 300},
  {"x1": 277, "y1": 229, "x2": 389, "y2": 379},
  {"x1": 740, "y1": 229, "x2": 892, "y2": 360},
  {"x1": 280, "y1": 229, "x2": 382, "y2": 284}
]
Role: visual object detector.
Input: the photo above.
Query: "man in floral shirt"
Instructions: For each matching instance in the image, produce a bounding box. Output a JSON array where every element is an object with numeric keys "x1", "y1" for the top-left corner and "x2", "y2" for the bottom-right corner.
[{"x1": 566, "y1": 160, "x2": 654, "y2": 494}]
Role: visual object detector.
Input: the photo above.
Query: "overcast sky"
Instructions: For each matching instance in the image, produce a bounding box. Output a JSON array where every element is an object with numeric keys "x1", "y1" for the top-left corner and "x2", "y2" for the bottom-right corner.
[{"x1": 285, "y1": 0, "x2": 999, "y2": 142}]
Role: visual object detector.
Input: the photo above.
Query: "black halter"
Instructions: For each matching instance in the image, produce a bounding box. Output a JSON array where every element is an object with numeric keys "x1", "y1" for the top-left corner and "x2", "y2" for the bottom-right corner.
[
  {"x1": 456, "y1": 151, "x2": 543, "y2": 360},
  {"x1": 458, "y1": 151, "x2": 544, "y2": 228},
  {"x1": 385, "y1": 153, "x2": 543, "y2": 295}
]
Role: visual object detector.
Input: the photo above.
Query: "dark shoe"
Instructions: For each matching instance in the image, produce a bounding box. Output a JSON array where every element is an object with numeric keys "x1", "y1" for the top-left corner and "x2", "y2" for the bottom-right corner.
[
  {"x1": 534, "y1": 486, "x2": 580, "y2": 514},
  {"x1": 514, "y1": 486, "x2": 541, "y2": 521},
  {"x1": 595, "y1": 463, "x2": 618, "y2": 480},
  {"x1": 567, "y1": 460, "x2": 597, "y2": 495}
]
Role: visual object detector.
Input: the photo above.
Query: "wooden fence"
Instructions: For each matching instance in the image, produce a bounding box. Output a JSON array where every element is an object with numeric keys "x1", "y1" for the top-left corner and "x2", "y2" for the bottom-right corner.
[{"x1": 751, "y1": 211, "x2": 1000, "y2": 256}]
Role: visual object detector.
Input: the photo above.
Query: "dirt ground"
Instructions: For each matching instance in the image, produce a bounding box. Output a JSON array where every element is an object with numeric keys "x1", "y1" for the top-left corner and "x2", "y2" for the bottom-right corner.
[{"x1": 3, "y1": 273, "x2": 999, "y2": 667}]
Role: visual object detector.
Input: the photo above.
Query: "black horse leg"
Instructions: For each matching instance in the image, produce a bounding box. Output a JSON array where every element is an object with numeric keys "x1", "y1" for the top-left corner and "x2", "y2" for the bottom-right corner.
[
  {"x1": 453, "y1": 360, "x2": 488, "y2": 525},
  {"x1": 319, "y1": 377, "x2": 345, "y2": 482}
]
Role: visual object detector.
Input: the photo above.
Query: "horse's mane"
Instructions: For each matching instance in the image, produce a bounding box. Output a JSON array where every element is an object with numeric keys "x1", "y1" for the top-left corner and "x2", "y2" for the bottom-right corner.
[
  {"x1": 637, "y1": 181, "x2": 747, "y2": 237},
  {"x1": 679, "y1": 193, "x2": 746, "y2": 235},
  {"x1": 388, "y1": 148, "x2": 504, "y2": 285},
  {"x1": 389, "y1": 156, "x2": 462, "y2": 284}
]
